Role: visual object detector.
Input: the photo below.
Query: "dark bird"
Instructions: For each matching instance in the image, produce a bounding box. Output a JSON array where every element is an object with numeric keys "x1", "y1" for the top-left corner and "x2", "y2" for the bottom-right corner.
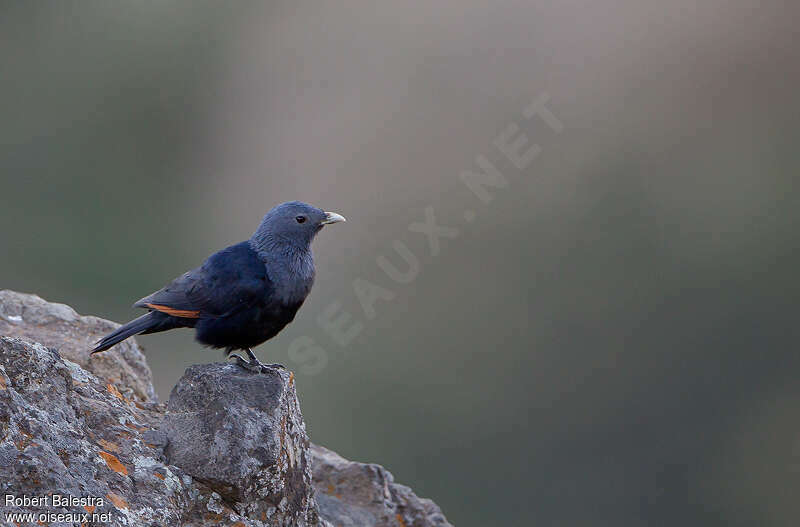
[{"x1": 91, "y1": 201, "x2": 346, "y2": 372}]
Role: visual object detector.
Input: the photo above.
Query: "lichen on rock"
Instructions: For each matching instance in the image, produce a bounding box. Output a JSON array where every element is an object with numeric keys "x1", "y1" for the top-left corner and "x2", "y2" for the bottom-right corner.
[
  {"x1": 0, "y1": 290, "x2": 155, "y2": 402},
  {"x1": 0, "y1": 291, "x2": 452, "y2": 526}
]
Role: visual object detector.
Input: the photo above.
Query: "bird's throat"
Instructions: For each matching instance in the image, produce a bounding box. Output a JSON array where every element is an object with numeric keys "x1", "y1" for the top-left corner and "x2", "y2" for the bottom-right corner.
[{"x1": 252, "y1": 241, "x2": 315, "y2": 305}]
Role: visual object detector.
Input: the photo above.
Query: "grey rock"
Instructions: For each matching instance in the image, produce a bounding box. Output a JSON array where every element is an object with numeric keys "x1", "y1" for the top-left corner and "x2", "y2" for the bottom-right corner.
[
  {"x1": 0, "y1": 291, "x2": 452, "y2": 526},
  {"x1": 162, "y1": 363, "x2": 321, "y2": 526},
  {"x1": 311, "y1": 444, "x2": 453, "y2": 527},
  {"x1": 0, "y1": 335, "x2": 321, "y2": 527},
  {"x1": 0, "y1": 290, "x2": 156, "y2": 401},
  {"x1": 0, "y1": 336, "x2": 193, "y2": 526}
]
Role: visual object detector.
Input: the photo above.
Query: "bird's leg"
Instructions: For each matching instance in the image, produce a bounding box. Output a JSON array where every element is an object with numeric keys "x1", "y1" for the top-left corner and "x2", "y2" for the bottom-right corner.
[
  {"x1": 228, "y1": 349, "x2": 284, "y2": 373},
  {"x1": 246, "y1": 348, "x2": 285, "y2": 370},
  {"x1": 244, "y1": 348, "x2": 261, "y2": 365},
  {"x1": 228, "y1": 352, "x2": 261, "y2": 373}
]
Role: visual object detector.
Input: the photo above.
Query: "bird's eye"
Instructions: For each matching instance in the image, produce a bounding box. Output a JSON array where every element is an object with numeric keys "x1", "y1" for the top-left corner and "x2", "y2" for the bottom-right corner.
[{"x1": 295, "y1": 216, "x2": 307, "y2": 224}]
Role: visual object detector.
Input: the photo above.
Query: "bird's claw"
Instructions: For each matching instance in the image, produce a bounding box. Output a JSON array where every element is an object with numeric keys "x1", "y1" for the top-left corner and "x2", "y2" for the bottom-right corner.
[
  {"x1": 228, "y1": 353, "x2": 262, "y2": 373},
  {"x1": 228, "y1": 351, "x2": 285, "y2": 374}
]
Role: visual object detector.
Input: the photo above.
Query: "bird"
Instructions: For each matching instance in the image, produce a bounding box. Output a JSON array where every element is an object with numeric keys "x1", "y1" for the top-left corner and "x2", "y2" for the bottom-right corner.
[{"x1": 91, "y1": 201, "x2": 346, "y2": 372}]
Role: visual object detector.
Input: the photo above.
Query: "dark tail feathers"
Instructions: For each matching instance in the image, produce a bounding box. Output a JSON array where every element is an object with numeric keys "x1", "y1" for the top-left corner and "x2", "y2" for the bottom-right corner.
[{"x1": 91, "y1": 312, "x2": 159, "y2": 354}]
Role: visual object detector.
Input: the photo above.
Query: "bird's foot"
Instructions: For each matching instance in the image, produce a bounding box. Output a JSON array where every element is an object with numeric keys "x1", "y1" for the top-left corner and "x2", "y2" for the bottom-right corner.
[
  {"x1": 245, "y1": 348, "x2": 285, "y2": 372},
  {"x1": 228, "y1": 353, "x2": 263, "y2": 373},
  {"x1": 228, "y1": 350, "x2": 284, "y2": 374}
]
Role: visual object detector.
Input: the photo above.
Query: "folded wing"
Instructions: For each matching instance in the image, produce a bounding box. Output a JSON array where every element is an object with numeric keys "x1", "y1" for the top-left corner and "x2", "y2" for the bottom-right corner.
[{"x1": 134, "y1": 242, "x2": 270, "y2": 320}]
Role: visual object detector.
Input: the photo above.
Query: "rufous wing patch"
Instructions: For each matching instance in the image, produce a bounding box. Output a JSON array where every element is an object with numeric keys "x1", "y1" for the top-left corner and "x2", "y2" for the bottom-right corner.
[{"x1": 146, "y1": 303, "x2": 201, "y2": 318}]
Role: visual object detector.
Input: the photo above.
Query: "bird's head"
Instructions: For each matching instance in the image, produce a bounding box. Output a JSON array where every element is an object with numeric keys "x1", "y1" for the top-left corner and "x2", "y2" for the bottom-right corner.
[{"x1": 251, "y1": 201, "x2": 346, "y2": 252}]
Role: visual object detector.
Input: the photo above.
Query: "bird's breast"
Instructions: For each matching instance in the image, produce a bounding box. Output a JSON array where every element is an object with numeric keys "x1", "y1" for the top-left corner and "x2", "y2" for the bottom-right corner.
[{"x1": 264, "y1": 254, "x2": 315, "y2": 306}]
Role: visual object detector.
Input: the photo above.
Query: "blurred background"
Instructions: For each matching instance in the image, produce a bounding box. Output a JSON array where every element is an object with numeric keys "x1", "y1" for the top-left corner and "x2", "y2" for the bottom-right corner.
[{"x1": 1, "y1": 1, "x2": 798, "y2": 526}]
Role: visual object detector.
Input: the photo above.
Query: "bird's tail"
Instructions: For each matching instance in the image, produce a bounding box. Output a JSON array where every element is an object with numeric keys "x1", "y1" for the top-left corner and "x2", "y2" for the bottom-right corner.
[{"x1": 91, "y1": 312, "x2": 160, "y2": 354}]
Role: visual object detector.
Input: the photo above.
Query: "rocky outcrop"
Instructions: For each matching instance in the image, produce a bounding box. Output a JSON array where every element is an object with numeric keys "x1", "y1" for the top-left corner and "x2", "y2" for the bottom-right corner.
[
  {"x1": 0, "y1": 290, "x2": 155, "y2": 402},
  {"x1": 311, "y1": 445, "x2": 452, "y2": 527},
  {"x1": 0, "y1": 290, "x2": 452, "y2": 526},
  {"x1": 0, "y1": 336, "x2": 206, "y2": 526},
  {"x1": 163, "y1": 364, "x2": 320, "y2": 525}
]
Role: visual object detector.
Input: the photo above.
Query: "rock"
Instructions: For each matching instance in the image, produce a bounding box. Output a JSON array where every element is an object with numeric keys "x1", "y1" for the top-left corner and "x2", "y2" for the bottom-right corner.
[
  {"x1": 0, "y1": 336, "x2": 189, "y2": 526},
  {"x1": 311, "y1": 445, "x2": 453, "y2": 527},
  {"x1": 0, "y1": 336, "x2": 322, "y2": 526},
  {"x1": 0, "y1": 290, "x2": 156, "y2": 402},
  {"x1": 0, "y1": 291, "x2": 452, "y2": 526},
  {"x1": 162, "y1": 363, "x2": 320, "y2": 525}
]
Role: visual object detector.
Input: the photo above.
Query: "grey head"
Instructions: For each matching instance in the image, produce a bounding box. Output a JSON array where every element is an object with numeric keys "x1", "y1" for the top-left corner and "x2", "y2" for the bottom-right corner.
[{"x1": 250, "y1": 201, "x2": 346, "y2": 254}]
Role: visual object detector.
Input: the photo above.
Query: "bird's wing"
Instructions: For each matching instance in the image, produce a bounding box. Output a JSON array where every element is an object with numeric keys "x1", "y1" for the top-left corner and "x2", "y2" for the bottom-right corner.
[{"x1": 133, "y1": 242, "x2": 270, "y2": 319}]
